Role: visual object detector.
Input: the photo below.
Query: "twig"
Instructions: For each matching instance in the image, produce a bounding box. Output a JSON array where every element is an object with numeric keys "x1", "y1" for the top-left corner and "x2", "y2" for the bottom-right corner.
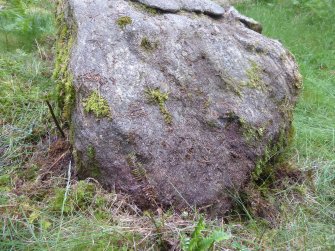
[
  {"x1": 163, "y1": 173, "x2": 194, "y2": 212},
  {"x1": 0, "y1": 205, "x2": 16, "y2": 208},
  {"x1": 46, "y1": 100, "x2": 66, "y2": 138},
  {"x1": 46, "y1": 150, "x2": 70, "y2": 172}
]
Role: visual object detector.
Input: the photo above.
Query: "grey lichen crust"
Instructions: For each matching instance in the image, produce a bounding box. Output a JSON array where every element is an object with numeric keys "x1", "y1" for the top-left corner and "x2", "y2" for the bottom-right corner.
[{"x1": 63, "y1": 0, "x2": 302, "y2": 214}]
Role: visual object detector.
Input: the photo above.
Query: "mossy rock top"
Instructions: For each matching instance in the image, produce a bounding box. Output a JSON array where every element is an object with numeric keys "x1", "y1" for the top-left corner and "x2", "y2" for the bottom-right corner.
[{"x1": 61, "y1": 0, "x2": 301, "y2": 214}]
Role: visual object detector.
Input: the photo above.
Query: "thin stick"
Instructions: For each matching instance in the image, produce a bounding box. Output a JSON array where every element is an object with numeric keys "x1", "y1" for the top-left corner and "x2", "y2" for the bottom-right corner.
[
  {"x1": 163, "y1": 173, "x2": 194, "y2": 211},
  {"x1": 46, "y1": 100, "x2": 66, "y2": 138},
  {"x1": 56, "y1": 160, "x2": 72, "y2": 247}
]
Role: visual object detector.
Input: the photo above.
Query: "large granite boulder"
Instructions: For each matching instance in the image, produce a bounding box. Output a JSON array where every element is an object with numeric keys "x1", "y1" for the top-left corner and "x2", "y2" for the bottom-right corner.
[{"x1": 54, "y1": 0, "x2": 301, "y2": 214}]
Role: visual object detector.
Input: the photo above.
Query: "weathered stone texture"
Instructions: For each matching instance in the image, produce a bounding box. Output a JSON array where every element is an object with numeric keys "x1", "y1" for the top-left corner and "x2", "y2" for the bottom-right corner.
[{"x1": 59, "y1": 0, "x2": 301, "y2": 214}]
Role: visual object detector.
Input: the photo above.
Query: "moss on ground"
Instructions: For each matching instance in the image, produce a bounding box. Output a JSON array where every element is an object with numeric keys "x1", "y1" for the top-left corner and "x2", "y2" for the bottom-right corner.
[
  {"x1": 83, "y1": 91, "x2": 111, "y2": 119},
  {"x1": 0, "y1": 174, "x2": 11, "y2": 192},
  {"x1": 50, "y1": 180, "x2": 98, "y2": 214}
]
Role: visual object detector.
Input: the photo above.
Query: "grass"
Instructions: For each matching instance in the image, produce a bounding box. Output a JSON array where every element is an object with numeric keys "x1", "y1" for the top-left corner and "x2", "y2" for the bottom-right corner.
[
  {"x1": 236, "y1": 0, "x2": 335, "y2": 249},
  {"x1": 0, "y1": 0, "x2": 334, "y2": 250},
  {"x1": 0, "y1": 0, "x2": 55, "y2": 175}
]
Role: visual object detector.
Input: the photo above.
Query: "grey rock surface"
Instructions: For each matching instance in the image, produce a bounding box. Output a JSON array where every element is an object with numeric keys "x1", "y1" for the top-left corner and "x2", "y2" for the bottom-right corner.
[
  {"x1": 214, "y1": 0, "x2": 240, "y2": 6},
  {"x1": 61, "y1": 0, "x2": 301, "y2": 214},
  {"x1": 135, "y1": 0, "x2": 225, "y2": 16},
  {"x1": 226, "y1": 6, "x2": 263, "y2": 33}
]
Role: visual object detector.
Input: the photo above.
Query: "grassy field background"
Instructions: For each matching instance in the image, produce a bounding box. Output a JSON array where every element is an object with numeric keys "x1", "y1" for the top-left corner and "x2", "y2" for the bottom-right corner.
[{"x1": 0, "y1": 0, "x2": 334, "y2": 250}]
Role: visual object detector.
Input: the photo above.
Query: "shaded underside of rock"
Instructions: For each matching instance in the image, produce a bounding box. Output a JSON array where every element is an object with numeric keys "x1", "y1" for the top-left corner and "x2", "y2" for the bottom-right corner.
[{"x1": 57, "y1": 0, "x2": 301, "y2": 214}]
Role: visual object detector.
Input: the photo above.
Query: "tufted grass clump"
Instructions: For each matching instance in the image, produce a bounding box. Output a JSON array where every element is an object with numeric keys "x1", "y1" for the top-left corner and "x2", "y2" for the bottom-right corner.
[
  {"x1": 116, "y1": 16, "x2": 132, "y2": 28},
  {"x1": 145, "y1": 88, "x2": 172, "y2": 124},
  {"x1": 83, "y1": 91, "x2": 111, "y2": 118},
  {"x1": 0, "y1": 0, "x2": 55, "y2": 51},
  {"x1": 236, "y1": 0, "x2": 335, "y2": 249},
  {"x1": 50, "y1": 181, "x2": 96, "y2": 214}
]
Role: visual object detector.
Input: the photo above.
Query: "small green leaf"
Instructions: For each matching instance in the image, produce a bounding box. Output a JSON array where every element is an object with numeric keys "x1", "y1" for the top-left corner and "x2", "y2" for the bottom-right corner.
[{"x1": 41, "y1": 219, "x2": 52, "y2": 230}]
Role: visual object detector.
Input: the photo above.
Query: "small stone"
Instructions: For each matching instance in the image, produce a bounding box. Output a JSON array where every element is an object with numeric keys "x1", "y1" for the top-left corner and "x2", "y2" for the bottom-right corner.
[{"x1": 181, "y1": 211, "x2": 189, "y2": 219}]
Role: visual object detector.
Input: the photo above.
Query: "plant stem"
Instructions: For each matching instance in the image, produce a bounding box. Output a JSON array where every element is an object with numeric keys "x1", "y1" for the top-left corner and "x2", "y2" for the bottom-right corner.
[{"x1": 46, "y1": 100, "x2": 66, "y2": 138}]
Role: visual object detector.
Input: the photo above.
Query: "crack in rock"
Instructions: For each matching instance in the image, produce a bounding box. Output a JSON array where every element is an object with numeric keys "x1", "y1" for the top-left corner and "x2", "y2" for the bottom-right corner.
[{"x1": 134, "y1": 0, "x2": 226, "y2": 17}]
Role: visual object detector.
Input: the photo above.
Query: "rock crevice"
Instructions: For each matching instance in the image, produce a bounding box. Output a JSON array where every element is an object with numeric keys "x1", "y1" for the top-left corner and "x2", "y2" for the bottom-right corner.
[{"x1": 133, "y1": 0, "x2": 226, "y2": 17}]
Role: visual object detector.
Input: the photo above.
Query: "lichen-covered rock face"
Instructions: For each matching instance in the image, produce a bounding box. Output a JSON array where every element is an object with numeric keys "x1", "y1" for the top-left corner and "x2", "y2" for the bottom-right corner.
[{"x1": 60, "y1": 0, "x2": 301, "y2": 214}]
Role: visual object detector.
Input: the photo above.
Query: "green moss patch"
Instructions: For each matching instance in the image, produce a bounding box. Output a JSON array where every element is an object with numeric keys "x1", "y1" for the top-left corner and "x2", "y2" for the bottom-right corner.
[
  {"x1": 0, "y1": 174, "x2": 11, "y2": 192},
  {"x1": 145, "y1": 88, "x2": 172, "y2": 124},
  {"x1": 252, "y1": 126, "x2": 295, "y2": 182},
  {"x1": 132, "y1": 2, "x2": 158, "y2": 15},
  {"x1": 141, "y1": 37, "x2": 158, "y2": 51},
  {"x1": 50, "y1": 180, "x2": 96, "y2": 214},
  {"x1": 238, "y1": 117, "x2": 265, "y2": 144},
  {"x1": 116, "y1": 16, "x2": 132, "y2": 28},
  {"x1": 53, "y1": 2, "x2": 77, "y2": 122},
  {"x1": 83, "y1": 91, "x2": 111, "y2": 119}
]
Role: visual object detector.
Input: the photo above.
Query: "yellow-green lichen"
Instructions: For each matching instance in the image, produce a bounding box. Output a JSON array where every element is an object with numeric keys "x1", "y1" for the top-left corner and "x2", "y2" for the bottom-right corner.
[
  {"x1": 116, "y1": 16, "x2": 132, "y2": 28},
  {"x1": 245, "y1": 61, "x2": 265, "y2": 90},
  {"x1": 83, "y1": 91, "x2": 111, "y2": 119},
  {"x1": 145, "y1": 88, "x2": 172, "y2": 124},
  {"x1": 140, "y1": 37, "x2": 158, "y2": 51}
]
